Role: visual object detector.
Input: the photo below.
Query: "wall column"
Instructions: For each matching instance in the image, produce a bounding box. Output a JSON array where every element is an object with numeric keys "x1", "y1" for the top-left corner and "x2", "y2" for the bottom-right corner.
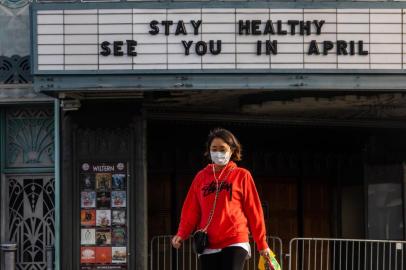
[
  {"x1": 54, "y1": 99, "x2": 60, "y2": 270},
  {"x1": 60, "y1": 110, "x2": 74, "y2": 270},
  {"x1": 133, "y1": 115, "x2": 148, "y2": 270}
]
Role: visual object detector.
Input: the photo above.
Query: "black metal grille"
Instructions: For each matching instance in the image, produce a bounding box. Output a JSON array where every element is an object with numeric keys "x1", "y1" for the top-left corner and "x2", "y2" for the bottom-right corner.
[{"x1": 7, "y1": 175, "x2": 55, "y2": 270}]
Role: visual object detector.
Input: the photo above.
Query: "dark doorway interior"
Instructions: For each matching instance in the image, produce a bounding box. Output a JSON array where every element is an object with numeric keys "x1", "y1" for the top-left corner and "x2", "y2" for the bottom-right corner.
[{"x1": 147, "y1": 120, "x2": 367, "y2": 256}]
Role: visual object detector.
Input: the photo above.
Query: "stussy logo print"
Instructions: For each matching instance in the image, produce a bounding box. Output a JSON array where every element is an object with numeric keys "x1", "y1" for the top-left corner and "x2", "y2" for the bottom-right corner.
[{"x1": 202, "y1": 180, "x2": 233, "y2": 200}]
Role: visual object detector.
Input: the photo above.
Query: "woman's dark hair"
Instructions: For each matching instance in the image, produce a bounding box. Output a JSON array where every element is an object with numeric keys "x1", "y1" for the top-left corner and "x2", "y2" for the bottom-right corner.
[{"x1": 204, "y1": 128, "x2": 242, "y2": 161}]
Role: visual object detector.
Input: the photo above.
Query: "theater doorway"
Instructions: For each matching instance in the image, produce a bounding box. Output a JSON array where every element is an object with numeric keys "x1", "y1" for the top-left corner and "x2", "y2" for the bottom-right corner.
[{"x1": 147, "y1": 119, "x2": 366, "y2": 257}]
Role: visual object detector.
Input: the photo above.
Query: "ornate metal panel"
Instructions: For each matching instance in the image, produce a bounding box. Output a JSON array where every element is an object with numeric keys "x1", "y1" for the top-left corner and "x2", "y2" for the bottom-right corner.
[
  {"x1": 6, "y1": 174, "x2": 55, "y2": 270},
  {"x1": 6, "y1": 107, "x2": 54, "y2": 168},
  {"x1": 0, "y1": 55, "x2": 31, "y2": 84}
]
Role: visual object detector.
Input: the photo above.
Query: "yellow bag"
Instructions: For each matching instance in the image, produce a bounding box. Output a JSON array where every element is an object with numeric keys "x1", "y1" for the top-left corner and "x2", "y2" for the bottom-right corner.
[{"x1": 258, "y1": 250, "x2": 281, "y2": 270}]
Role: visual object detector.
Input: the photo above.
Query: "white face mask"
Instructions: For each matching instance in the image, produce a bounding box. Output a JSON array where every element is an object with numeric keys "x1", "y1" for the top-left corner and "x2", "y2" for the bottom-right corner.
[{"x1": 210, "y1": 151, "x2": 231, "y2": 166}]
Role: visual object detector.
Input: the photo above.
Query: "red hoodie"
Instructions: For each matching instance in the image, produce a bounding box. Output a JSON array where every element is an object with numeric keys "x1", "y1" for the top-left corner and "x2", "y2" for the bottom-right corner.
[{"x1": 176, "y1": 161, "x2": 269, "y2": 251}]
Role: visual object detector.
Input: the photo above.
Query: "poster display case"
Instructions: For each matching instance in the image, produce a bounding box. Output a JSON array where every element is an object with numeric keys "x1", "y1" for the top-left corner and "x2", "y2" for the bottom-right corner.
[{"x1": 79, "y1": 162, "x2": 129, "y2": 270}]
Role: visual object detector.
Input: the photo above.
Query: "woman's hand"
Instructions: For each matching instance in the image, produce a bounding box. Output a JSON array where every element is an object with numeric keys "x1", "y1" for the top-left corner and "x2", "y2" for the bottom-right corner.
[
  {"x1": 259, "y1": 248, "x2": 272, "y2": 261},
  {"x1": 171, "y1": 235, "x2": 183, "y2": 249}
]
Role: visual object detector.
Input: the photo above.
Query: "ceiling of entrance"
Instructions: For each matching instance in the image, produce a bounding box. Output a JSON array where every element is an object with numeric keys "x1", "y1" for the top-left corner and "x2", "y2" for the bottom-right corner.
[{"x1": 140, "y1": 90, "x2": 406, "y2": 121}]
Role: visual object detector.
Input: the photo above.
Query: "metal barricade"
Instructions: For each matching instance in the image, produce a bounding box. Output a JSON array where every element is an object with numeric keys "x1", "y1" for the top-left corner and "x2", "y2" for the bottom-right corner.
[
  {"x1": 246, "y1": 236, "x2": 283, "y2": 270},
  {"x1": 287, "y1": 238, "x2": 406, "y2": 270},
  {"x1": 149, "y1": 235, "x2": 283, "y2": 270}
]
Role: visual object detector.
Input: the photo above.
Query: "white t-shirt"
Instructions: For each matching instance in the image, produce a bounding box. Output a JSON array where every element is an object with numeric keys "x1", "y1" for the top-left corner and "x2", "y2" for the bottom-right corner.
[{"x1": 199, "y1": 242, "x2": 251, "y2": 258}]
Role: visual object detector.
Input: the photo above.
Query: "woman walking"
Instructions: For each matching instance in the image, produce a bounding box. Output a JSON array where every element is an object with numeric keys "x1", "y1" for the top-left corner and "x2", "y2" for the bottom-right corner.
[{"x1": 171, "y1": 128, "x2": 271, "y2": 270}]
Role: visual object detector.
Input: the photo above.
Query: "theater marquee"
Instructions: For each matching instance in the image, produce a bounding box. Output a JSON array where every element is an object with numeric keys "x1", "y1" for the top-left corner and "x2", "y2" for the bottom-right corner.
[{"x1": 31, "y1": 5, "x2": 406, "y2": 73}]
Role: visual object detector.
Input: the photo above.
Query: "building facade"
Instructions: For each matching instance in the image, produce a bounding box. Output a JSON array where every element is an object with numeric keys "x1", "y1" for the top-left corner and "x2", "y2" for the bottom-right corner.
[
  {"x1": 0, "y1": 1, "x2": 55, "y2": 270},
  {"x1": 1, "y1": 0, "x2": 406, "y2": 270}
]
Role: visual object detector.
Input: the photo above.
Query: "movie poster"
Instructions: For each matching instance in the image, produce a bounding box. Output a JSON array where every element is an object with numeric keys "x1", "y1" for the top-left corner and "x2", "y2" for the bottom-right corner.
[
  {"x1": 95, "y1": 247, "x2": 112, "y2": 264},
  {"x1": 81, "y1": 229, "x2": 96, "y2": 245},
  {"x1": 81, "y1": 209, "x2": 96, "y2": 226},
  {"x1": 96, "y1": 210, "x2": 111, "y2": 227},
  {"x1": 96, "y1": 229, "x2": 112, "y2": 245},
  {"x1": 81, "y1": 247, "x2": 96, "y2": 264},
  {"x1": 81, "y1": 191, "x2": 96, "y2": 208},
  {"x1": 111, "y1": 191, "x2": 126, "y2": 208},
  {"x1": 112, "y1": 228, "x2": 126, "y2": 246},
  {"x1": 112, "y1": 174, "x2": 126, "y2": 190},
  {"x1": 97, "y1": 192, "x2": 111, "y2": 208},
  {"x1": 81, "y1": 174, "x2": 95, "y2": 190},
  {"x1": 96, "y1": 173, "x2": 112, "y2": 191},
  {"x1": 112, "y1": 247, "x2": 127, "y2": 263},
  {"x1": 112, "y1": 210, "x2": 126, "y2": 226}
]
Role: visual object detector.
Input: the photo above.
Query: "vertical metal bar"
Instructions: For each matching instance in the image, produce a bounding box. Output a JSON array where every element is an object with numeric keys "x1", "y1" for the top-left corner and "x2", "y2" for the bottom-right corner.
[
  {"x1": 150, "y1": 237, "x2": 155, "y2": 270},
  {"x1": 363, "y1": 163, "x2": 369, "y2": 240},
  {"x1": 314, "y1": 240, "x2": 317, "y2": 270},
  {"x1": 195, "y1": 239, "x2": 198, "y2": 270},
  {"x1": 357, "y1": 241, "x2": 360, "y2": 270},
  {"x1": 250, "y1": 238, "x2": 254, "y2": 270},
  {"x1": 279, "y1": 237, "x2": 283, "y2": 269},
  {"x1": 383, "y1": 242, "x2": 386, "y2": 270},
  {"x1": 395, "y1": 242, "x2": 398, "y2": 270},
  {"x1": 351, "y1": 241, "x2": 354, "y2": 270},
  {"x1": 389, "y1": 242, "x2": 392, "y2": 270},
  {"x1": 54, "y1": 99, "x2": 60, "y2": 270},
  {"x1": 321, "y1": 240, "x2": 324, "y2": 270},
  {"x1": 176, "y1": 239, "x2": 179, "y2": 270},
  {"x1": 182, "y1": 237, "x2": 185, "y2": 270},
  {"x1": 345, "y1": 241, "x2": 348, "y2": 270},
  {"x1": 163, "y1": 237, "x2": 166, "y2": 270},
  {"x1": 333, "y1": 240, "x2": 336, "y2": 270},
  {"x1": 376, "y1": 242, "x2": 379, "y2": 270},
  {"x1": 308, "y1": 240, "x2": 311, "y2": 270},
  {"x1": 295, "y1": 239, "x2": 299, "y2": 270},
  {"x1": 339, "y1": 241, "x2": 342, "y2": 270},
  {"x1": 188, "y1": 236, "x2": 191, "y2": 270},
  {"x1": 157, "y1": 237, "x2": 160, "y2": 270},
  {"x1": 302, "y1": 239, "x2": 305, "y2": 270},
  {"x1": 327, "y1": 240, "x2": 330, "y2": 270},
  {"x1": 369, "y1": 242, "x2": 372, "y2": 270},
  {"x1": 169, "y1": 236, "x2": 172, "y2": 270},
  {"x1": 364, "y1": 242, "x2": 366, "y2": 270}
]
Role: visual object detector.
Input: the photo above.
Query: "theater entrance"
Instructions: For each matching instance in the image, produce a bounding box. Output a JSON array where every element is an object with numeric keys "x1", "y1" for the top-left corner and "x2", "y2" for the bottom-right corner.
[
  {"x1": 58, "y1": 91, "x2": 406, "y2": 270},
  {"x1": 147, "y1": 119, "x2": 367, "y2": 260}
]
